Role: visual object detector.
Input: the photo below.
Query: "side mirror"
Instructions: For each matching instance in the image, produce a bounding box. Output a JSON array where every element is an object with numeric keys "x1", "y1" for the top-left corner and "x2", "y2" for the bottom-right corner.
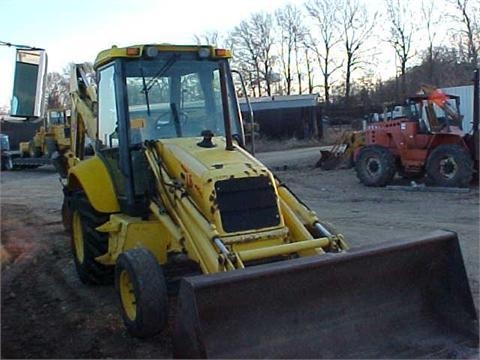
[{"x1": 10, "y1": 49, "x2": 47, "y2": 119}]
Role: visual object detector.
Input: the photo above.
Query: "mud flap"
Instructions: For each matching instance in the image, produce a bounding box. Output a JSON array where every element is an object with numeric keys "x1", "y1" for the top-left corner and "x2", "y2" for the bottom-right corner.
[{"x1": 173, "y1": 230, "x2": 478, "y2": 359}]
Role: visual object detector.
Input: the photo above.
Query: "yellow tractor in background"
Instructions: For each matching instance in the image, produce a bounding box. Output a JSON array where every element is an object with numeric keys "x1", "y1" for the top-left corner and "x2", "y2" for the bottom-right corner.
[
  {"x1": 50, "y1": 44, "x2": 478, "y2": 358},
  {"x1": 19, "y1": 108, "x2": 70, "y2": 158},
  {"x1": 1, "y1": 47, "x2": 74, "y2": 170},
  {"x1": 1, "y1": 108, "x2": 71, "y2": 170}
]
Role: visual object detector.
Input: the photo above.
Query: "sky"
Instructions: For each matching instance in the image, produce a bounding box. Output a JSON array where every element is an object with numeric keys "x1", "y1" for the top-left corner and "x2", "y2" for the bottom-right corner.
[{"x1": 0, "y1": 0, "x2": 299, "y2": 108}]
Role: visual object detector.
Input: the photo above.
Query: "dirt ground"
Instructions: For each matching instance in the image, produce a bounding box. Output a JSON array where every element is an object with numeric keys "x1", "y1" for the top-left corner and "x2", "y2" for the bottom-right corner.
[{"x1": 1, "y1": 148, "x2": 479, "y2": 359}]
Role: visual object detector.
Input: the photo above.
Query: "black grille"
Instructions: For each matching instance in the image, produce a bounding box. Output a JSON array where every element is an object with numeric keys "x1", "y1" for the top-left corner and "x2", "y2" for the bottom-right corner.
[{"x1": 215, "y1": 176, "x2": 280, "y2": 233}]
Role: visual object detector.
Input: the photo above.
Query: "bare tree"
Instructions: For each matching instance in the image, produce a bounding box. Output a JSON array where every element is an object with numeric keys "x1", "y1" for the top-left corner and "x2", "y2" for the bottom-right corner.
[
  {"x1": 194, "y1": 31, "x2": 236, "y2": 54},
  {"x1": 193, "y1": 31, "x2": 220, "y2": 46},
  {"x1": 305, "y1": 0, "x2": 343, "y2": 105},
  {"x1": 304, "y1": 45, "x2": 315, "y2": 93},
  {"x1": 276, "y1": 5, "x2": 309, "y2": 95},
  {"x1": 386, "y1": 0, "x2": 417, "y2": 100},
  {"x1": 293, "y1": 28, "x2": 305, "y2": 94},
  {"x1": 230, "y1": 21, "x2": 262, "y2": 96},
  {"x1": 230, "y1": 12, "x2": 276, "y2": 97},
  {"x1": 276, "y1": 6, "x2": 295, "y2": 95},
  {"x1": 276, "y1": 5, "x2": 307, "y2": 95},
  {"x1": 255, "y1": 13, "x2": 276, "y2": 96},
  {"x1": 448, "y1": 0, "x2": 479, "y2": 67},
  {"x1": 340, "y1": 0, "x2": 377, "y2": 105},
  {"x1": 46, "y1": 72, "x2": 69, "y2": 109},
  {"x1": 421, "y1": 0, "x2": 439, "y2": 83}
]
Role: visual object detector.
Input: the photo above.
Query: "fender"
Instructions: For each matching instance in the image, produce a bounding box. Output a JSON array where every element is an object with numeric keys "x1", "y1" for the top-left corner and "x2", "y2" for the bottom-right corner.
[
  {"x1": 428, "y1": 132, "x2": 467, "y2": 149},
  {"x1": 68, "y1": 156, "x2": 120, "y2": 213}
]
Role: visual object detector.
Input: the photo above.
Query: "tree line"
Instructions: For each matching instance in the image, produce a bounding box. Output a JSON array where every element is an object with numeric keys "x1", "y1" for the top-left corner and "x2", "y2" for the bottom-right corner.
[
  {"x1": 44, "y1": 0, "x2": 478, "y2": 117},
  {"x1": 196, "y1": 0, "x2": 478, "y2": 108}
]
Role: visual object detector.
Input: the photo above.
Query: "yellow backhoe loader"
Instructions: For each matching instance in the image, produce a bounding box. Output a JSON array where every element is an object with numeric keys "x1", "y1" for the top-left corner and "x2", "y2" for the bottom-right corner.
[
  {"x1": 1, "y1": 108, "x2": 71, "y2": 170},
  {"x1": 55, "y1": 44, "x2": 477, "y2": 358},
  {"x1": 19, "y1": 108, "x2": 71, "y2": 156}
]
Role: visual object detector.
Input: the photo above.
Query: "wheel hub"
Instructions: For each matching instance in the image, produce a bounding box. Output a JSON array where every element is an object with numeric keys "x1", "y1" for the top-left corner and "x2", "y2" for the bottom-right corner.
[
  {"x1": 120, "y1": 270, "x2": 137, "y2": 321},
  {"x1": 439, "y1": 157, "x2": 457, "y2": 179},
  {"x1": 366, "y1": 157, "x2": 381, "y2": 176}
]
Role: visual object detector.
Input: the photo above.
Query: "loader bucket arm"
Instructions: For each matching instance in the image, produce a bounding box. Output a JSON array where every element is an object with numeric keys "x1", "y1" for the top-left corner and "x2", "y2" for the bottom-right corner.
[{"x1": 173, "y1": 230, "x2": 478, "y2": 358}]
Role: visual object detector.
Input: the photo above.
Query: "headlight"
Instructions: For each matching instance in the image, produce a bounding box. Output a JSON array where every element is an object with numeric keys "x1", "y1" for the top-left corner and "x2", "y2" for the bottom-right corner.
[
  {"x1": 198, "y1": 47, "x2": 210, "y2": 59},
  {"x1": 145, "y1": 46, "x2": 159, "y2": 58}
]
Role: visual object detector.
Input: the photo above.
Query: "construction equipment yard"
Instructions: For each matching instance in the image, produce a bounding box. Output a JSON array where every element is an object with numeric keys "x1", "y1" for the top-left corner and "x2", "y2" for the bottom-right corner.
[{"x1": 1, "y1": 147, "x2": 478, "y2": 359}]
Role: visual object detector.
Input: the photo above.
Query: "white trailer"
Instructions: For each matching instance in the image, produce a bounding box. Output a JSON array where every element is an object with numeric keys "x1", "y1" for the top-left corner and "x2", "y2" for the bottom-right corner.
[{"x1": 442, "y1": 82, "x2": 479, "y2": 134}]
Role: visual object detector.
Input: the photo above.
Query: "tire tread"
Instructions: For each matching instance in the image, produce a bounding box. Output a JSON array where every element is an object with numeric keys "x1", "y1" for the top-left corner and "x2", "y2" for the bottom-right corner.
[
  {"x1": 70, "y1": 191, "x2": 113, "y2": 285},
  {"x1": 355, "y1": 145, "x2": 396, "y2": 187},
  {"x1": 115, "y1": 248, "x2": 168, "y2": 338}
]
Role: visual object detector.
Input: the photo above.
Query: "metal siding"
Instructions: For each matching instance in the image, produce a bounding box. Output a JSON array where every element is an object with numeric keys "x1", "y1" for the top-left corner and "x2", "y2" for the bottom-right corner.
[
  {"x1": 238, "y1": 95, "x2": 322, "y2": 139},
  {"x1": 442, "y1": 85, "x2": 479, "y2": 134},
  {"x1": 238, "y1": 94, "x2": 319, "y2": 111}
]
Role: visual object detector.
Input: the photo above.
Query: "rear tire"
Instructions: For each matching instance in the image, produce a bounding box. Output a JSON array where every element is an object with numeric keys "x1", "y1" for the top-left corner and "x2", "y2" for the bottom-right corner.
[
  {"x1": 70, "y1": 191, "x2": 113, "y2": 285},
  {"x1": 355, "y1": 145, "x2": 396, "y2": 187},
  {"x1": 426, "y1": 144, "x2": 473, "y2": 187},
  {"x1": 115, "y1": 248, "x2": 168, "y2": 338},
  {"x1": 62, "y1": 196, "x2": 72, "y2": 232},
  {"x1": 28, "y1": 141, "x2": 42, "y2": 158},
  {"x1": 1, "y1": 155, "x2": 13, "y2": 171}
]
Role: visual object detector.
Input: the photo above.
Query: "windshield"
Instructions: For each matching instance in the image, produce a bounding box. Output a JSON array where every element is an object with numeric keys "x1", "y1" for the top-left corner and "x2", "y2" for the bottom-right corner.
[
  {"x1": 48, "y1": 110, "x2": 67, "y2": 125},
  {"x1": 125, "y1": 54, "x2": 240, "y2": 144},
  {"x1": 410, "y1": 96, "x2": 462, "y2": 132}
]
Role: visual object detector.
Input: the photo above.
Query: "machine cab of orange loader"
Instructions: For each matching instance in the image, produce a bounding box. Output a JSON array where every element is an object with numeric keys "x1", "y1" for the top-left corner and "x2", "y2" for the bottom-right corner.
[
  {"x1": 406, "y1": 92, "x2": 464, "y2": 135},
  {"x1": 366, "y1": 92, "x2": 465, "y2": 149}
]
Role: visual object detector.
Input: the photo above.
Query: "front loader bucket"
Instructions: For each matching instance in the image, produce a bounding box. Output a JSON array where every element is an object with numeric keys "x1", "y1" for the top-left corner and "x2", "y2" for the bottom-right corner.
[{"x1": 173, "y1": 230, "x2": 478, "y2": 358}]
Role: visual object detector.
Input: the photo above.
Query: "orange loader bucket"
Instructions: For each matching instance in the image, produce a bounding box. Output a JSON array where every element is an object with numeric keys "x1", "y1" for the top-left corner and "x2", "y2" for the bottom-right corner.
[{"x1": 173, "y1": 230, "x2": 478, "y2": 358}]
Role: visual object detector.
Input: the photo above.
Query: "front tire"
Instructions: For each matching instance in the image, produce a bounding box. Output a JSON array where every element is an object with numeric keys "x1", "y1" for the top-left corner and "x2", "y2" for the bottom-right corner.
[
  {"x1": 115, "y1": 248, "x2": 168, "y2": 338},
  {"x1": 426, "y1": 144, "x2": 473, "y2": 187},
  {"x1": 70, "y1": 191, "x2": 113, "y2": 285},
  {"x1": 355, "y1": 145, "x2": 396, "y2": 187}
]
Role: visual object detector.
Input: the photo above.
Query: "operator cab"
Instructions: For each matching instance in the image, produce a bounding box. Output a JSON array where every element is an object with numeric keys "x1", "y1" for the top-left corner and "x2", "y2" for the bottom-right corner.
[
  {"x1": 126, "y1": 55, "x2": 229, "y2": 143},
  {"x1": 407, "y1": 93, "x2": 462, "y2": 134},
  {"x1": 95, "y1": 46, "x2": 244, "y2": 149},
  {"x1": 47, "y1": 109, "x2": 68, "y2": 126},
  {"x1": 93, "y1": 45, "x2": 245, "y2": 215}
]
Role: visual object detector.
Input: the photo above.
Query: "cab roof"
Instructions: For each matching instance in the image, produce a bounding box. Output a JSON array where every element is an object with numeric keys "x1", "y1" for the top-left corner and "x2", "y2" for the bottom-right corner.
[{"x1": 94, "y1": 44, "x2": 232, "y2": 69}]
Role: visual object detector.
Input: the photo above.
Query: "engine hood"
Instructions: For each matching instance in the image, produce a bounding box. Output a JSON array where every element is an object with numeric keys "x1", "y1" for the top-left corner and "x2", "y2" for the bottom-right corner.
[
  {"x1": 154, "y1": 136, "x2": 270, "y2": 183},
  {"x1": 153, "y1": 136, "x2": 281, "y2": 235}
]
